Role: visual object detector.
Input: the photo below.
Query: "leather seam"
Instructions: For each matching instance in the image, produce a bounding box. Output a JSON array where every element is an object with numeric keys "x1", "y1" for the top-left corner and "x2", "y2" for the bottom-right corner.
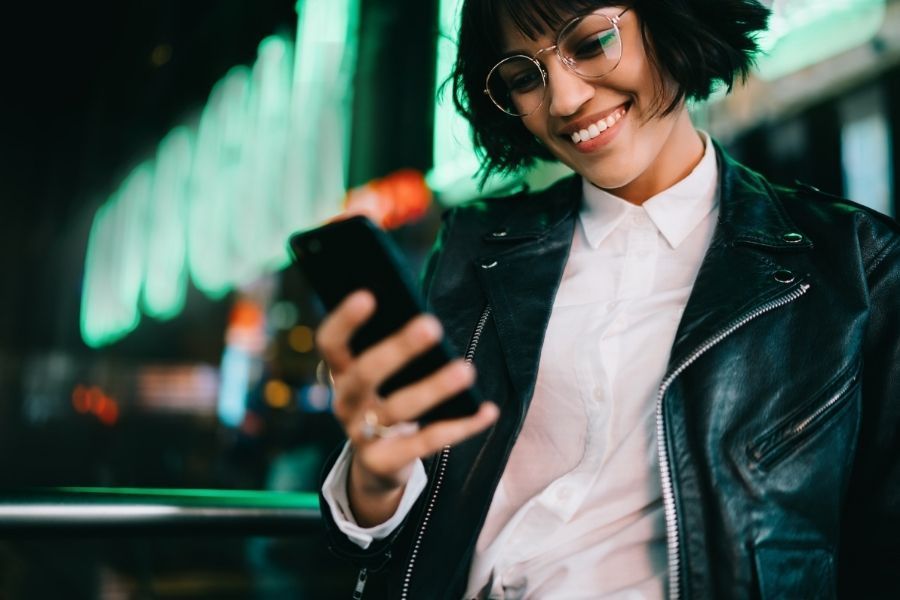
[{"x1": 865, "y1": 235, "x2": 900, "y2": 278}]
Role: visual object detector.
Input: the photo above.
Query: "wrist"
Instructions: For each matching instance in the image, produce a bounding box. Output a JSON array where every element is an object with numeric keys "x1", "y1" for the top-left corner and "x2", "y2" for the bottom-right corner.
[
  {"x1": 348, "y1": 456, "x2": 410, "y2": 527},
  {"x1": 349, "y1": 453, "x2": 412, "y2": 495}
]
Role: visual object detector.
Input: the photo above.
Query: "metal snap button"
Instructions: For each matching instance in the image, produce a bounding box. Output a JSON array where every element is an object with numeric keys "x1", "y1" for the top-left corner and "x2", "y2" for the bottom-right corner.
[
  {"x1": 782, "y1": 232, "x2": 804, "y2": 244},
  {"x1": 491, "y1": 228, "x2": 508, "y2": 238},
  {"x1": 481, "y1": 260, "x2": 498, "y2": 269},
  {"x1": 773, "y1": 269, "x2": 796, "y2": 284}
]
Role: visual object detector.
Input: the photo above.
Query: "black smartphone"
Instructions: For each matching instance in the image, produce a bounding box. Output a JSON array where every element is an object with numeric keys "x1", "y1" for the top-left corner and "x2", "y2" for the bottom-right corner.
[{"x1": 288, "y1": 215, "x2": 481, "y2": 426}]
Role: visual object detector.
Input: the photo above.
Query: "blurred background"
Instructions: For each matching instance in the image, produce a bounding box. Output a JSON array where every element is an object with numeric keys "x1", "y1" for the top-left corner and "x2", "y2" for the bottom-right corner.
[{"x1": 0, "y1": 0, "x2": 897, "y2": 597}]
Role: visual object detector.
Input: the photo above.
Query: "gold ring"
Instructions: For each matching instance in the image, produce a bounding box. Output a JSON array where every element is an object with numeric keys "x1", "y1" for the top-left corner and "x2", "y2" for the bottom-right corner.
[
  {"x1": 360, "y1": 409, "x2": 418, "y2": 440},
  {"x1": 361, "y1": 409, "x2": 393, "y2": 440}
]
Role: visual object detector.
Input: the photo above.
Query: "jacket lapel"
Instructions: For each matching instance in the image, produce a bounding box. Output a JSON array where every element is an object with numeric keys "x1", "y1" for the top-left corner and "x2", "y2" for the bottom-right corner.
[
  {"x1": 667, "y1": 145, "x2": 815, "y2": 372},
  {"x1": 474, "y1": 177, "x2": 580, "y2": 402}
]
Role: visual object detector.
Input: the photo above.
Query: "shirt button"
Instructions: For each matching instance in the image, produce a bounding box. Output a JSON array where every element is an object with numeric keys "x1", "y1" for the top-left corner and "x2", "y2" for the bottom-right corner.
[
  {"x1": 556, "y1": 486, "x2": 572, "y2": 501},
  {"x1": 594, "y1": 386, "x2": 604, "y2": 401}
]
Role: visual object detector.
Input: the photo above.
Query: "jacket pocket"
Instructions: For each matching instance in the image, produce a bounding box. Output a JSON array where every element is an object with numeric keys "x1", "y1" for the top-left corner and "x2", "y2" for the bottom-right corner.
[
  {"x1": 754, "y1": 544, "x2": 836, "y2": 600},
  {"x1": 747, "y1": 362, "x2": 860, "y2": 472}
]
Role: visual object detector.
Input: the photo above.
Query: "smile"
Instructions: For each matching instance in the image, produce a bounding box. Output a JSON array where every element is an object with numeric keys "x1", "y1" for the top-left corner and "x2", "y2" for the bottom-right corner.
[{"x1": 569, "y1": 105, "x2": 629, "y2": 144}]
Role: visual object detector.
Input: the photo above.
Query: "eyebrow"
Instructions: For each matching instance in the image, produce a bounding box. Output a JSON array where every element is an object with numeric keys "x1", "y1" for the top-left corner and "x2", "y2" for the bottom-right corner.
[{"x1": 497, "y1": 7, "x2": 628, "y2": 59}]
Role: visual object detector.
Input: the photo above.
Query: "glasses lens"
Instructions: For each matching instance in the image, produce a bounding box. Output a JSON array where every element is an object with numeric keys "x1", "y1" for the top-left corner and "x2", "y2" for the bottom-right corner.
[
  {"x1": 486, "y1": 56, "x2": 546, "y2": 116},
  {"x1": 559, "y1": 14, "x2": 622, "y2": 77}
]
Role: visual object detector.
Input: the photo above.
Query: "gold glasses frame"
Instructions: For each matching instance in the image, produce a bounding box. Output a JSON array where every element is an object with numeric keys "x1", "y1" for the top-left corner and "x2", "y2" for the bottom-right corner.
[{"x1": 483, "y1": 6, "x2": 631, "y2": 117}]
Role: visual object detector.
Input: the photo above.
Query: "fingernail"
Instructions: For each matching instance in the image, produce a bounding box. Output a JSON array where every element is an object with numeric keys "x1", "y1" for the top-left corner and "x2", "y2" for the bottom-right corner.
[
  {"x1": 349, "y1": 290, "x2": 375, "y2": 310},
  {"x1": 462, "y1": 364, "x2": 479, "y2": 385},
  {"x1": 420, "y1": 315, "x2": 443, "y2": 339},
  {"x1": 482, "y1": 402, "x2": 499, "y2": 420}
]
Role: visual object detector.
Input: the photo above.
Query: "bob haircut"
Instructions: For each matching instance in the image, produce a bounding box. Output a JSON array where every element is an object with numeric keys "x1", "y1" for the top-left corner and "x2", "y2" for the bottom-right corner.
[{"x1": 451, "y1": 0, "x2": 771, "y2": 183}]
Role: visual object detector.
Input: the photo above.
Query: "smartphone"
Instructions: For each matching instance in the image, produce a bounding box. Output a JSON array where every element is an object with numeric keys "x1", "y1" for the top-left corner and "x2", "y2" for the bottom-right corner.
[{"x1": 288, "y1": 215, "x2": 481, "y2": 426}]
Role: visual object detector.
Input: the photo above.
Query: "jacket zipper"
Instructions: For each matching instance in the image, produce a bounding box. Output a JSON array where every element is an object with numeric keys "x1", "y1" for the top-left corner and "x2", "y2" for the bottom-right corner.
[
  {"x1": 656, "y1": 282, "x2": 810, "y2": 600},
  {"x1": 791, "y1": 374, "x2": 857, "y2": 436},
  {"x1": 399, "y1": 304, "x2": 492, "y2": 600},
  {"x1": 750, "y1": 370, "x2": 859, "y2": 469}
]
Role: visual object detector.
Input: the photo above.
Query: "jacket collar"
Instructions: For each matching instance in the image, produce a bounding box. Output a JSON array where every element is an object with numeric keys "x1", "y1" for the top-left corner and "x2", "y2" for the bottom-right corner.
[
  {"x1": 481, "y1": 174, "x2": 582, "y2": 243},
  {"x1": 713, "y1": 142, "x2": 812, "y2": 251},
  {"x1": 483, "y1": 141, "x2": 812, "y2": 250}
]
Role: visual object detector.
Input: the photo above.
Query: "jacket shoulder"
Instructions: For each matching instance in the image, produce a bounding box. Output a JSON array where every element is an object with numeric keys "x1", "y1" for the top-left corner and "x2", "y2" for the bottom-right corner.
[
  {"x1": 774, "y1": 181, "x2": 900, "y2": 270},
  {"x1": 779, "y1": 182, "x2": 900, "y2": 231},
  {"x1": 442, "y1": 174, "x2": 579, "y2": 231}
]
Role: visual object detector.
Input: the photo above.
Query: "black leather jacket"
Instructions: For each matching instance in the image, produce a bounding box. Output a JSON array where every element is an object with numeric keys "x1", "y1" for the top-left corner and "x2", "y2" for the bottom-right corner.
[{"x1": 321, "y1": 145, "x2": 900, "y2": 599}]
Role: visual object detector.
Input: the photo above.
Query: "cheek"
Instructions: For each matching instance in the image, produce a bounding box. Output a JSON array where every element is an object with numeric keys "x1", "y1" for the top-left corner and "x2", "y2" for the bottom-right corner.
[{"x1": 520, "y1": 115, "x2": 552, "y2": 145}]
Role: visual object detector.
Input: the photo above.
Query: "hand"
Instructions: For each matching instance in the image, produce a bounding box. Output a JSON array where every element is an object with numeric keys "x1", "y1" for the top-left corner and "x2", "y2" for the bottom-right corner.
[{"x1": 317, "y1": 290, "x2": 499, "y2": 525}]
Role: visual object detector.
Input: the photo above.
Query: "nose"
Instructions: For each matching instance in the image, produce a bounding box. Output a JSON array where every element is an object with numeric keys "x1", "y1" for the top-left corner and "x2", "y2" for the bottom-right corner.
[{"x1": 545, "y1": 60, "x2": 594, "y2": 117}]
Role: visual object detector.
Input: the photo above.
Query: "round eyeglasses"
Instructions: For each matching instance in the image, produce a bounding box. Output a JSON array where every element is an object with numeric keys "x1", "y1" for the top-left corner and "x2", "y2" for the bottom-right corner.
[{"x1": 484, "y1": 7, "x2": 630, "y2": 117}]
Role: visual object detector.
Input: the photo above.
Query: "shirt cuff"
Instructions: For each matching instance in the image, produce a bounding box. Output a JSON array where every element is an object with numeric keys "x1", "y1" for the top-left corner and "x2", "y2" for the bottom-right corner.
[{"x1": 321, "y1": 441, "x2": 428, "y2": 550}]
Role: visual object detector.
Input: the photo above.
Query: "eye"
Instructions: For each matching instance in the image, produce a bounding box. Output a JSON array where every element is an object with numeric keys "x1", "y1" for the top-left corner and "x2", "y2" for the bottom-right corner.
[
  {"x1": 571, "y1": 28, "x2": 617, "y2": 60},
  {"x1": 506, "y1": 68, "x2": 543, "y2": 94}
]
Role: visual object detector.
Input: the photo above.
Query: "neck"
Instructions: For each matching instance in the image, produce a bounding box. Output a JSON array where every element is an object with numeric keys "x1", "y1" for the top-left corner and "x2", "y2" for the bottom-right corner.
[{"x1": 608, "y1": 109, "x2": 705, "y2": 205}]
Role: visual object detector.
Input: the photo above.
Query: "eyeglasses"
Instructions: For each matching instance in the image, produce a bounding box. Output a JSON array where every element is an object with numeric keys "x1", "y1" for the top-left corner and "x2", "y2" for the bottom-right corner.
[{"x1": 484, "y1": 7, "x2": 630, "y2": 117}]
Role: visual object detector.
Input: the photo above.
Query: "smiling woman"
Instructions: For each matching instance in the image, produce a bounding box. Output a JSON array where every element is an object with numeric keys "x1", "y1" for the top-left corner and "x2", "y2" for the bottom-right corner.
[
  {"x1": 493, "y1": 4, "x2": 708, "y2": 202},
  {"x1": 314, "y1": 0, "x2": 900, "y2": 598},
  {"x1": 454, "y1": 0, "x2": 769, "y2": 187}
]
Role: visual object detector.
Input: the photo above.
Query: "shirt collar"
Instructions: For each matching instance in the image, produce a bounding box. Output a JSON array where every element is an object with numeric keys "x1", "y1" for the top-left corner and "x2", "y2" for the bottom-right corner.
[{"x1": 579, "y1": 130, "x2": 719, "y2": 249}]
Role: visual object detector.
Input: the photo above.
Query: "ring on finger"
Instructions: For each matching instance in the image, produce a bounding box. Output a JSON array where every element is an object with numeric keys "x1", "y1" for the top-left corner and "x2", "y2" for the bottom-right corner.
[{"x1": 360, "y1": 409, "x2": 417, "y2": 440}]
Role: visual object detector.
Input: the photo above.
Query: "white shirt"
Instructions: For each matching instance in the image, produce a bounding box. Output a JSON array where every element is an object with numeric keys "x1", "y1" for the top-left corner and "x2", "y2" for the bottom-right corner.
[{"x1": 323, "y1": 132, "x2": 720, "y2": 599}]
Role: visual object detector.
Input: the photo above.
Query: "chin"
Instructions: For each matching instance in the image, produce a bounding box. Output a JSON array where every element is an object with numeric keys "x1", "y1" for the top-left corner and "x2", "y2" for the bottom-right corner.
[
  {"x1": 568, "y1": 156, "x2": 642, "y2": 192},
  {"x1": 584, "y1": 171, "x2": 634, "y2": 191}
]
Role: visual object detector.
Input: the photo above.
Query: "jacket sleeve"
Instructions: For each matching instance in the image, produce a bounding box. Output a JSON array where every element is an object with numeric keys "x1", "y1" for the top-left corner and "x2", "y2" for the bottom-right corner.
[
  {"x1": 420, "y1": 206, "x2": 458, "y2": 300},
  {"x1": 839, "y1": 233, "x2": 900, "y2": 595},
  {"x1": 317, "y1": 208, "x2": 458, "y2": 572}
]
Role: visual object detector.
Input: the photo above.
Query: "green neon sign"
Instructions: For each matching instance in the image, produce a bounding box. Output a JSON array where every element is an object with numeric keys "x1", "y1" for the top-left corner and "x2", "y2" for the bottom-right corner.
[
  {"x1": 427, "y1": 0, "x2": 526, "y2": 204},
  {"x1": 756, "y1": 0, "x2": 886, "y2": 80},
  {"x1": 81, "y1": 0, "x2": 360, "y2": 347}
]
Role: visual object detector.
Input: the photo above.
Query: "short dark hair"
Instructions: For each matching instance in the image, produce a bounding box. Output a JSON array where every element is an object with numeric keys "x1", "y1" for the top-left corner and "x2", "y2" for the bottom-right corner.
[{"x1": 450, "y1": 0, "x2": 771, "y2": 183}]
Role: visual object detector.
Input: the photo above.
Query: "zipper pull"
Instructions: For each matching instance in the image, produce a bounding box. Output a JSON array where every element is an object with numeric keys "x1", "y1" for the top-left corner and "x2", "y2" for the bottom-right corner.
[{"x1": 352, "y1": 567, "x2": 367, "y2": 599}]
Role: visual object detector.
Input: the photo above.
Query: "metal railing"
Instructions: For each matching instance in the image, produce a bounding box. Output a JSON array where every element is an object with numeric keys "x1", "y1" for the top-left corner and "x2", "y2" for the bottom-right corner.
[{"x1": 0, "y1": 487, "x2": 321, "y2": 536}]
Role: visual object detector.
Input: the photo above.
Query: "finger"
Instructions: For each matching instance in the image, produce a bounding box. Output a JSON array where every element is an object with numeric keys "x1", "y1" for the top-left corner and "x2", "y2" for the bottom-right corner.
[
  {"x1": 345, "y1": 313, "x2": 443, "y2": 391},
  {"x1": 315, "y1": 290, "x2": 376, "y2": 373},
  {"x1": 382, "y1": 402, "x2": 500, "y2": 463},
  {"x1": 379, "y1": 360, "x2": 476, "y2": 425}
]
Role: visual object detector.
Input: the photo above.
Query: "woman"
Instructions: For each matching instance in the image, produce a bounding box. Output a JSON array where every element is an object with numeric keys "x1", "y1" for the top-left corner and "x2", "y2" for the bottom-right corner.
[{"x1": 317, "y1": 0, "x2": 900, "y2": 598}]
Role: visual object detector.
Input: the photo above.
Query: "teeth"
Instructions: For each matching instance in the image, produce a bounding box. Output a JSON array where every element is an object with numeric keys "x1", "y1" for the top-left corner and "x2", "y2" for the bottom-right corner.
[{"x1": 571, "y1": 106, "x2": 627, "y2": 144}]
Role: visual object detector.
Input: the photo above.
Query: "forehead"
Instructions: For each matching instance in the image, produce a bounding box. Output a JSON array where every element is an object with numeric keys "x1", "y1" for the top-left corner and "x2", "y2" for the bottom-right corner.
[{"x1": 495, "y1": 0, "x2": 621, "y2": 41}]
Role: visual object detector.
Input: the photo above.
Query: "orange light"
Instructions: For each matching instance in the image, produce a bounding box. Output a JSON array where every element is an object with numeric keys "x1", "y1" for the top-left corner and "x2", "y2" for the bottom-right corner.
[
  {"x1": 339, "y1": 169, "x2": 431, "y2": 230},
  {"x1": 229, "y1": 299, "x2": 265, "y2": 330},
  {"x1": 86, "y1": 386, "x2": 104, "y2": 411},
  {"x1": 72, "y1": 385, "x2": 90, "y2": 413},
  {"x1": 97, "y1": 400, "x2": 120, "y2": 426},
  {"x1": 73, "y1": 384, "x2": 120, "y2": 425},
  {"x1": 264, "y1": 380, "x2": 292, "y2": 409},
  {"x1": 288, "y1": 325, "x2": 314, "y2": 353}
]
